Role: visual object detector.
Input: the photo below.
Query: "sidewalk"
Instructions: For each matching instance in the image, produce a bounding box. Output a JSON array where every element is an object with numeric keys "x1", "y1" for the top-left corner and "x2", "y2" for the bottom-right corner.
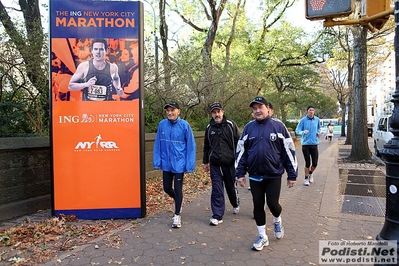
[{"x1": 2, "y1": 137, "x2": 388, "y2": 265}]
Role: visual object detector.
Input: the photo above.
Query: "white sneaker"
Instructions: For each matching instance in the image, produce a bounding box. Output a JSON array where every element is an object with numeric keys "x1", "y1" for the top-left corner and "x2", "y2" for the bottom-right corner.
[
  {"x1": 232, "y1": 206, "x2": 240, "y2": 214},
  {"x1": 172, "y1": 214, "x2": 181, "y2": 228},
  {"x1": 209, "y1": 218, "x2": 223, "y2": 226},
  {"x1": 304, "y1": 178, "x2": 310, "y2": 186},
  {"x1": 252, "y1": 235, "x2": 269, "y2": 251},
  {"x1": 274, "y1": 221, "x2": 284, "y2": 239},
  {"x1": 309, "y1": 173, "x2": 314, "y2": 183}
]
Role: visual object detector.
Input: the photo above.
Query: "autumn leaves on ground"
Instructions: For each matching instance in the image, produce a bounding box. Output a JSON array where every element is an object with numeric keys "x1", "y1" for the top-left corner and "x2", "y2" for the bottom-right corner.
[{"x1": 0, "y1": 170, "x2": 211, "y2": 266}]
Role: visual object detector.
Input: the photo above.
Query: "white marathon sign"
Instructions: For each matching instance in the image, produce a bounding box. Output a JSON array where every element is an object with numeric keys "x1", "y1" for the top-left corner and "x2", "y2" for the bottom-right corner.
[{"x1": 319, "y1": 240, "x2": 397, "y2": 264}]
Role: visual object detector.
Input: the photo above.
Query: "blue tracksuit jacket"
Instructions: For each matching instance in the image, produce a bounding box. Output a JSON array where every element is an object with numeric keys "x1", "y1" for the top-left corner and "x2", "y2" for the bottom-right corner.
[
  {"x1": 153, "y1": 117, "x2": 196, "y2": 173},
  {"x1": 235, "y1": 117, "x2": 298, "y2": 181}
]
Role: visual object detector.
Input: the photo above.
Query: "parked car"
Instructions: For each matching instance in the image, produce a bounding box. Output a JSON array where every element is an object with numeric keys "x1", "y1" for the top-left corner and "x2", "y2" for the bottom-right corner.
[{"x1": 373, "y1": 115, "x2": 394, "y2": 157}]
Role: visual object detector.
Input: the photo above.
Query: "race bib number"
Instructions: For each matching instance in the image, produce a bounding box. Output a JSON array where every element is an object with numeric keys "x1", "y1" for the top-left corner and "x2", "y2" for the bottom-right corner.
[{"x1": 87, "y1": 85, "x2": 107, "y2": 101}]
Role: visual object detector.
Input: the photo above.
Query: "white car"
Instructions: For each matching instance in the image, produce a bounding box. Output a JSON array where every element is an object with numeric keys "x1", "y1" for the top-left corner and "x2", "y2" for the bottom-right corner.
[{"x1": 373, "y1": 115, "x2": 394, "y2": 157}]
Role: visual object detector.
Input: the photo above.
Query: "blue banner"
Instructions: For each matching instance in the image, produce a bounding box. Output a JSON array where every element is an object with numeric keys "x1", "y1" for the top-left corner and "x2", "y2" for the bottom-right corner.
[{"x1": 50, "y1": 0, "x2": 140, "y2": 38}]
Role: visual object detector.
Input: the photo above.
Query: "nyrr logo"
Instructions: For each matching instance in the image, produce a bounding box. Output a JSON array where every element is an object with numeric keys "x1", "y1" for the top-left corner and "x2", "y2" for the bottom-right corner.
[
  {"x1": 74, "y1": 134, "x2": 120, "y2": 152},
  {"x1": 58, "y1": 113, "x2": 95, "y2": 123}
]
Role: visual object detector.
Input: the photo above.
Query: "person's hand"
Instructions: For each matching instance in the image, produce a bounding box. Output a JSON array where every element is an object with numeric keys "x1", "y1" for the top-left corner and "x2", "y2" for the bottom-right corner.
[
  {"x1": 86, "y1": 76, "x2": 97, "y2": 87},
  {"x1": 287, "y1": 180, "x2": 296, "y2": 188},
  {"x1": 116, "y1": 87, "x2": 123, "y2": 96},
  {"x1": 203, "y1": 164, "x2": 210, "y2": 173},
  {"x1": 237, "y1": 177, "x2": 246, "y2": 187},
  {"x1": 304, "y1": 130, "x2": 309, "y2": 134}
]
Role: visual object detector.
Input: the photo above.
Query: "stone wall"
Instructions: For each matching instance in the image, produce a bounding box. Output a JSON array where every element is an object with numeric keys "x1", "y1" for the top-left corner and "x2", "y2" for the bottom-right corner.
[
  {"x1": 0, "y1": 131, "x2": 295, "y2": 222},
  {"x1": 0, "y1": 137, "x2": 52, "y2": 222},
  {"x1": 0, "y1": 133, "x2": 205, "y2": 222}
]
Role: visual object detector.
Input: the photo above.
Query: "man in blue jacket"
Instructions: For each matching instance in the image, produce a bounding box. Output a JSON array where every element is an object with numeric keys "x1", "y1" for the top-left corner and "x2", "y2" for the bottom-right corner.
[
  {"x1": 236, "y1": 96, "x2": 298, "y2": 251},
  {"x1": 203, "y1": 103, "x2": 240, "y2": 226},
  {"x1": 295, "y1": 105, "x2": 322, "y2": 186},
  {"x1": 153, "y1": 102, "x2": 196, "y2": 228}
]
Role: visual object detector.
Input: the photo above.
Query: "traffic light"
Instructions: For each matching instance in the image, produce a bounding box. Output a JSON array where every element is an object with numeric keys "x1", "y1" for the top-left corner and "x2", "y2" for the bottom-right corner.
[
  {"x1": 306, "y1": 0, "x2": 354, "y2": 20},
  {"x1": 362, "y1": 0, "x2": 391, "y2": 17},
  {"x1": 361, "y1": 0, "x2": 391, "y2": 30}
]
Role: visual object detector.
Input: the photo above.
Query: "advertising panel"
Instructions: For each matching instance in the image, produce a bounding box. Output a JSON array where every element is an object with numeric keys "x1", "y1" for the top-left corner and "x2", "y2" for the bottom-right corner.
[{"x1": 50, "y1": 0, "x2": 145, "y2": 219}]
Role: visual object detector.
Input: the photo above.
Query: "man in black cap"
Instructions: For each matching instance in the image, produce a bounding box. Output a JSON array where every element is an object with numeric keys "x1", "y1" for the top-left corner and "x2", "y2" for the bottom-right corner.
[
  {"x1": 295, "y1": 105, "x2": 322, "y2": 186},
  {"x1": 235, "y1": 96, "x2": 298, "y2": 251},
  {"x1": 203, "y1": 103, "x2": 241, "y2": 226},
  {"x1": 153, "y1": 102, "x2": 196, "y2": 228}
]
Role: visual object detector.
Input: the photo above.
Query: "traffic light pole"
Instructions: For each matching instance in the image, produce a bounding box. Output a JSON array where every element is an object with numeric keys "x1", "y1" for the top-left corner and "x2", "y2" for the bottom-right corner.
[
  {"x1": 323, "y1": 8, "x2": 393, "y2": 29},
  {"x1": 376, "y1": 0, "x2": 399, "y2": 262}
]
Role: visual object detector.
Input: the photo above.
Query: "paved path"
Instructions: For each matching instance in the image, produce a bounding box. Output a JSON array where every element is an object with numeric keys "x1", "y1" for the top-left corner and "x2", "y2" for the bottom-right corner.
[{"x1": 2, "y1": 136, "x2": 388, "y2": 265}]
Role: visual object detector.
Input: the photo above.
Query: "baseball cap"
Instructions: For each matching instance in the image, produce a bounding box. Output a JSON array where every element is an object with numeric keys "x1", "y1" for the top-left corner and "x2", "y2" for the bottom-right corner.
[
  {"x1": 307, "y1": 105, "x2": 315, "y2": 111},
  {"x1": 209, "y1": 102, "x2": 223, "y2": 112},
  {"x1": 164, "y1": 102, "x2": 180, "y2": 109},
  {"x1": 249, "y1": 96, "x2": 268, "y2": 107}
]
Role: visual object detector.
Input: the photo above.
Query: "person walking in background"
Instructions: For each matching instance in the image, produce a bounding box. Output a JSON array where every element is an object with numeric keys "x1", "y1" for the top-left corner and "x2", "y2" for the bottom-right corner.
[
  {"x1": 326, "y1": 123, "x2": 334, "y2": 143},
  {"x1": 203, "y1": 103, "x2": 240, "y2": 226},
  {"x1": 236, "y1": 96, "x2": 298, "y2": 251},
  {"x1": 295, "y1": 105, "x2": 322, "y2": 186},
  {"x1": 268, "y1": 102, "x2": 274, "y2": 117},
  {"x1": 153, "y1": 102, "x2": 196, "y2": 229}
]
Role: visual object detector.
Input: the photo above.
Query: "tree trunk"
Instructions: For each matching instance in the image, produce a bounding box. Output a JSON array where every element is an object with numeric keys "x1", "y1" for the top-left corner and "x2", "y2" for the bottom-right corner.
[
  {"x1": 199, "y1": 0, "x2": 227, "y2": 99},
  {"x1": 345, "y1": 76, "x2": 354, "y2": 145},
  {"x1": 349, "y1": 25, "x2": 371, "y2": 161},
  {"x1": 340, "y1": 101, "x2": 347, "y2": 136},
  {"x1": 160, "y1": 0, "x2": 171, "y2": 90},
  {"x1": 344, "y1": 29, "x2": 354, "y2": 144},
  {"x1": 0, "y1": 0, "x2": 47, "y2": 133}
]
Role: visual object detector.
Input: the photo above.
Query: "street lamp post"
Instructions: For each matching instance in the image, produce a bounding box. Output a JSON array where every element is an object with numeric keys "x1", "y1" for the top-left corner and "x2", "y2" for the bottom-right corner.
[
  {"x1": 376, "y1": 0, "x2": 399, "y2": 263},
  {"x1": 141, "y1": 0, "x2": 159, "y2": 78}
]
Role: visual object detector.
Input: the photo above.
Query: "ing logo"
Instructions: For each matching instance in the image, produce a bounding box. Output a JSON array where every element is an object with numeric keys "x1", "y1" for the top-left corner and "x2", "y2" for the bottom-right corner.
[{"x1": 58, "y1": 113, "x2": 95, "y2": 124}]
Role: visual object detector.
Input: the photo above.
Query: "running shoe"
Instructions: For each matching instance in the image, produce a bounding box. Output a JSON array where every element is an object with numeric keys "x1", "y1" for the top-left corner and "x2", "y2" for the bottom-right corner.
[
  {"x1": 274, "y1": 221, "x2": 284, "y2": 239},
  {"x1": 209, "y1": 218, "x2": 223, "y2": 226},
  {"x1": 252, "y1": 235, "x2": 269, "y2": 251},
  {"x1": 172, "y1": 214, "x2": 181, "y2": 228}
]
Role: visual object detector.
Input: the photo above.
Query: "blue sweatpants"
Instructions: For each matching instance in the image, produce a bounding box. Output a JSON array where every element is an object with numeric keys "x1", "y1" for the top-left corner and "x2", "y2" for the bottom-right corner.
[{"x1": 210, "y1": 165, "x2": 240, "y2": 220}]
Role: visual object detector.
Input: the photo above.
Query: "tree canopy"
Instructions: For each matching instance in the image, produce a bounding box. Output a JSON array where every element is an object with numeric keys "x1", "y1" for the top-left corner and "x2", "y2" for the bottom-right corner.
[{"x1": 0, "y1": 0, "x2": 394, "y2": 150}]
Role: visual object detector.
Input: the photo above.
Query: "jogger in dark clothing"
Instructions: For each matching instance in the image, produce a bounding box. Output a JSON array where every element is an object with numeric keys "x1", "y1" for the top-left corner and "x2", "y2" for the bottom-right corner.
[
  {"x1": 209, "y1": 165, "x2": 239, "y2": 222},
  {"x1": 235, "y1": 96, "x2": 298, "y2": 251},
  {"x1": 203, "y1": 103, "x2": 240, "y2": 226}
]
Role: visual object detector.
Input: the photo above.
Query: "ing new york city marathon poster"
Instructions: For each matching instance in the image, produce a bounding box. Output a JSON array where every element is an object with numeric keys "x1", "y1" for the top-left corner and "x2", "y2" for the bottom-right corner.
[{"x1": 50, "y1": 0, "x2": 145, "y2": 219}]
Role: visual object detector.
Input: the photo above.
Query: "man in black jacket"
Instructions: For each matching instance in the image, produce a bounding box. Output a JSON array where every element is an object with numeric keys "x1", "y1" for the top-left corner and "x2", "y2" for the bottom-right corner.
[{"x1": 203, "y1": 103, "x2": 240, "y2": 226}]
